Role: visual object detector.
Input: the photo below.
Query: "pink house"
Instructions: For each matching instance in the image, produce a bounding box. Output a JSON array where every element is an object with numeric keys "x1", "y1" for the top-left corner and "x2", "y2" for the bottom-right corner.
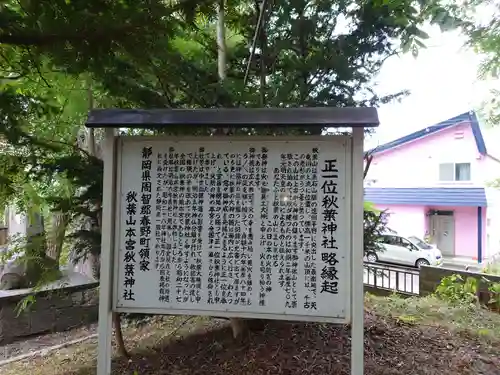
[{"x1": 364, "y1": 111, "x2": 500, "y2": 263}]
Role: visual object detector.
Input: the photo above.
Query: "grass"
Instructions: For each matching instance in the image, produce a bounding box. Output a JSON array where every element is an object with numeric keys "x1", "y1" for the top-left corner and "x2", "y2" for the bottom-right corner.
[
  {"x1": 2, "y1": 294, "x2": 500, "y2": 375},
  {"x1": 365, "y1": 293, "x2": 500, "y2": 340}
]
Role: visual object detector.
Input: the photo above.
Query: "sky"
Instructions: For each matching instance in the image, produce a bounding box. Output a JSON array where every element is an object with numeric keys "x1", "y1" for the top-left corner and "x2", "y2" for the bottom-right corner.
[{"x1": 365, "y1": 26, "x2": 493, "y2": 150}]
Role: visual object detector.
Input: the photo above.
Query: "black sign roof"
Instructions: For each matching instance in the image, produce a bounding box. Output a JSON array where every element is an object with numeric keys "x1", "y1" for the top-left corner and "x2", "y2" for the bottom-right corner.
[{"x1": 85, "y1": 107, "x2": 379, "y2": 129}]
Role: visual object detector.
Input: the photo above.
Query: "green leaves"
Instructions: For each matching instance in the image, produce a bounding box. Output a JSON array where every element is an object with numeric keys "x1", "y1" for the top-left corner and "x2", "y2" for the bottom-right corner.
[
  {"x1": 0, "y1": 0, "x2": 469, "y2": 267},
  {"x1": 461, "y1": 4, "x2": 500, "y2": 125},
  {"x1": 364, "y1": 201, "x2": 389, "y2": 255}
]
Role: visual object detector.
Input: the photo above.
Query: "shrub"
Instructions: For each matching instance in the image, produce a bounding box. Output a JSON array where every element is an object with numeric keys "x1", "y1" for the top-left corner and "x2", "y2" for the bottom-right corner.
[
  {"x1": 363, "y1": 201, "x2": 388, "y2": 256},
  {"x1": 434, "y1": 274, "x2": 479, "y2": 305}
]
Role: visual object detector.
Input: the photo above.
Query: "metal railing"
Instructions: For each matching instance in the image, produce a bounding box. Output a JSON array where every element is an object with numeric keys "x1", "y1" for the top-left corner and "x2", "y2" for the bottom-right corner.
[{"x1": 363, "y1": 261, "x2": 420, "y2": 295}]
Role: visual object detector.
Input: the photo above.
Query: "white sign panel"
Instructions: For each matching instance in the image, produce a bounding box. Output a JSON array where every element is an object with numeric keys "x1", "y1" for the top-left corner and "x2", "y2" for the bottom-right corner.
[{"x1": 113, "y1": 137, "x2": 352, "y2": 323}]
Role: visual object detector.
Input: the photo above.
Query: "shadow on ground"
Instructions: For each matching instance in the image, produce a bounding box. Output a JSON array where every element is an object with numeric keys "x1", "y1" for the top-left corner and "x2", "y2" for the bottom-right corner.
[{"x1": 69, "y1": 312, "x2": 500, "y2": 375}]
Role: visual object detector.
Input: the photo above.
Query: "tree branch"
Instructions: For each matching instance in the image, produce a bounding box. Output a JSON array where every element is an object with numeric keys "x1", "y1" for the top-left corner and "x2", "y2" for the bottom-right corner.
[
  {"x1": 0, "y1": 73, "x2": 26, "y2": 80},
  {"x1": 0, "y1": 22, "x2": 155, "y2": 47},
  {"x1": 27, "y1": 47, "x2": 51, "y2": 88},
  {"x1": 364, "y1": 153, "x2": 373, "y2": 179}
]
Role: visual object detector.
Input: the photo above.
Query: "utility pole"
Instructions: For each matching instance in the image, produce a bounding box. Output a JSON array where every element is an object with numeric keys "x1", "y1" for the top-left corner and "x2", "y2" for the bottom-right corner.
[
  {"x1": 217, "y1": 0, "x2": 248, "y2": 339},
  {"x1": 217, "y1": 0, "x2": 227, "y2": 81}
]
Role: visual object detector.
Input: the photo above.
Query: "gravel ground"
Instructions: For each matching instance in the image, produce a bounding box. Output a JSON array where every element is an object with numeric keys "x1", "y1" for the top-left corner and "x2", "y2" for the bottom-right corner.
[{"x1": 0, "y1": 323, "x2": 97, "y2": 361}]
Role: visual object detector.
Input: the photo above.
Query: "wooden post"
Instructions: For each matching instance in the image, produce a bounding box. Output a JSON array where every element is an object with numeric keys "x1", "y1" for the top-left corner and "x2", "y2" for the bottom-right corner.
[
  {"x1": 351, "y1": 127, "x2": 365, "y2": 375},
  {"x1": 96, "y1": 128, "x2": 117, "y2": 375}
]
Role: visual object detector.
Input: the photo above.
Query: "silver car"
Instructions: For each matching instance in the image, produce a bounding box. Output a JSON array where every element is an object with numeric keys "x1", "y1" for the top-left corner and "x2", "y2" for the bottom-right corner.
[{"x1": 367, "y1": 232, "x2": 443, "y2": 268}]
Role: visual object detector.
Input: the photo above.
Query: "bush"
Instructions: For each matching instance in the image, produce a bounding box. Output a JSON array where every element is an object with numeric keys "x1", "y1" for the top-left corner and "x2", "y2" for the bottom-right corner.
[
  {"x1": 434, "y1": 274, "x2": 479, "y2": 305},
  {"x1": 482, "y1": 253, "x2": 500, "y2": 275},
  {"x1": 435, "y1": 273, "x2": 500, "y2": 312},
  {"x1": 363, "y1": 201, "x2": 388, "y2": 255}
]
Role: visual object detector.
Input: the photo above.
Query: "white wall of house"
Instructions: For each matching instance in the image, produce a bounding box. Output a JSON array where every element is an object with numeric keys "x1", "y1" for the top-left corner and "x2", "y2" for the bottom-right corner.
[
  {"x1": 365, "y1": 117, "x2": 500, "y2": 261},
  {"x1": 366, "y1": 122, "x2": 498, "y2": 188}
]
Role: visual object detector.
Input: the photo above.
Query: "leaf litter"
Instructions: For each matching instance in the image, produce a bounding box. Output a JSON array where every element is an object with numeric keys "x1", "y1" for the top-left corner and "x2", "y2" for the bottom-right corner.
[{"x1": 1, "y1": 299, "x2": 500, "y2": 375}]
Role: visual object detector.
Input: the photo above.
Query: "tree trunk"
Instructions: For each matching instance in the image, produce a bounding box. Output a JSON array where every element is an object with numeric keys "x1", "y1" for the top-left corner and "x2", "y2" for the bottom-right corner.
[
  {"x1": 89, "y1": 252, "x2": 101, "y2": 279},
  {"x1": 216, "y1": 0, "x2": 247, "y2": 339},
  {"x1": 88, "y1": 247, "x2": 129, "y2": 357},
  {"x1": 216, "y1": 0, "x2": 227, "y2": 82},
  {"x1": 113, "y1": 311, "x2": 130, "y2": 358},
  {"x1": 258, "y1": 0, "x2": 267, "y2": 107},
  {"x1": 85, "y1": 79, "x2": 129, "y2": 358},
  {"x1": 46, "y1": 212, "x2": 70, "y2": 267},
  {"x1": 86, "y1": 81, "x2": 101, "y2": 278}
]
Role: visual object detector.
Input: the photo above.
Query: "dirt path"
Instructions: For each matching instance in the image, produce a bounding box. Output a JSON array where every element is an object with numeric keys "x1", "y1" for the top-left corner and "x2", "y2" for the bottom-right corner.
[{"x1": 0, "y1": 323, "x2": 97, "y2": 361}]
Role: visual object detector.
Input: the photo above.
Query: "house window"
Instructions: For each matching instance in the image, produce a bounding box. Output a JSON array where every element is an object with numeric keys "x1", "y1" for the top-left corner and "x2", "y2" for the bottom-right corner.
[{"x1": 439, "y1": 162, "x2": 471, "y2": 181}]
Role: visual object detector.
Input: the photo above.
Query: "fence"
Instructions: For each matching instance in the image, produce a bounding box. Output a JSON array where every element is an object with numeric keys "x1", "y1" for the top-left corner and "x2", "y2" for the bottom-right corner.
[
  {"x1": 364, "y1": 262, "x2": 420, "y2": 296},
  {"x1": 365, "y1": 262, "x2": 500, "y2": 303}
]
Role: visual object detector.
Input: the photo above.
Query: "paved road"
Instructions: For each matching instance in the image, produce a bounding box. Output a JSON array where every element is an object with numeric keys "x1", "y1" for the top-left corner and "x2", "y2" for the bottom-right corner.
[
  {"x1": 442, "y1": 261, "x2": 482, "y2": 273},
  {"x1": 364, "y1": 264, "x2": 419, "y2": 294}
]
